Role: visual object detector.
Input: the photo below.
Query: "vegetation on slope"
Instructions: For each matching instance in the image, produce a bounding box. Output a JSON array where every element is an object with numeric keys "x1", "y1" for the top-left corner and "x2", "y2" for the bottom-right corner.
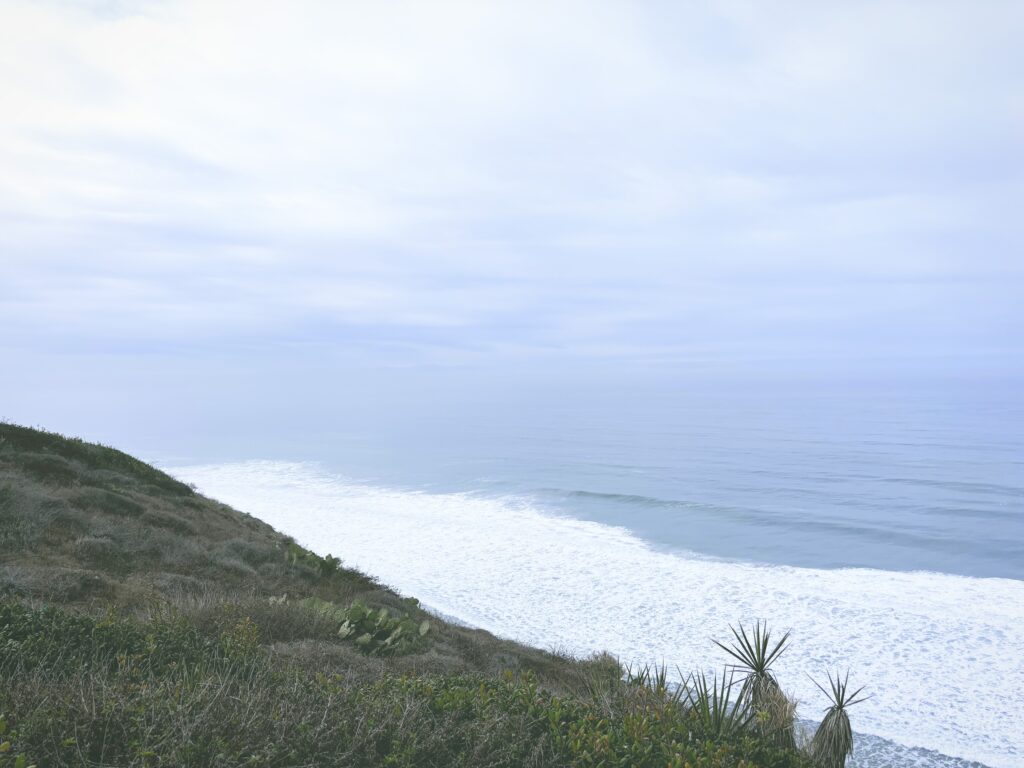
[{"x1": 0, "y1": 423, "x2": 855, "y2": 767}]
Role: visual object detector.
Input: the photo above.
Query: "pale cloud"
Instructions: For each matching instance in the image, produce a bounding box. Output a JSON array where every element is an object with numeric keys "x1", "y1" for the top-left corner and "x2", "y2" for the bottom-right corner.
[{"x1": 0, "y1": 0, "x2": 1021, "y2": 372}]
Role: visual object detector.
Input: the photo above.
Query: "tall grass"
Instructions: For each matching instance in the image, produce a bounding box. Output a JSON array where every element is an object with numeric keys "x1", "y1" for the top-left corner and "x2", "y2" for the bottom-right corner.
[{"x1": 0, "y1": 601, "x2": 818, "y2": 768}]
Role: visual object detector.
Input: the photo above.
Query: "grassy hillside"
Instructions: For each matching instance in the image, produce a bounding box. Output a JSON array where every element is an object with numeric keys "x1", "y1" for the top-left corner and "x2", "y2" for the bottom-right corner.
[{"x1": 0, "y1": 423, "x2": 817, "y2": 767}]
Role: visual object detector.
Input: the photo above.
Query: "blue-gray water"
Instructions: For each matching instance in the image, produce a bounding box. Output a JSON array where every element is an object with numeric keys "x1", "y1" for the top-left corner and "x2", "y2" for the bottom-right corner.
[
  {"x1": 184, "y1": 376, "x2": 1023, "y2": 579},
  {"x1": 157, "y1": 374, "x2": 1023, "y2": 768}
]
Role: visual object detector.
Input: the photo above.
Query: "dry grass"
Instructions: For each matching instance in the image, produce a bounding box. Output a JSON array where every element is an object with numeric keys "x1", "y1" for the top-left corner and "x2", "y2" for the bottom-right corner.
[{"x1": 0, "y1": 422, "x2": 641, "y2": 689}]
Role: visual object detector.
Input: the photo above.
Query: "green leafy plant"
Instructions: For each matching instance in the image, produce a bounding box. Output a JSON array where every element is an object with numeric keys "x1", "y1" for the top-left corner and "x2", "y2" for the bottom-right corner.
[
  {"x1": 334, "y1": 601, "x2": 431, "y2": 656},
  {"x1": 218, "y1": 617, "x2": 261, "y2": 660},
  {"x1": 300, "y1": 596, "x2": 347, "y2": 622},
  {"x1": 0, "y1": 714, "x2": 37, "y2": 768},
  {"x1": 284, "y1": 542, "x2": 343, "y2": 579},
  {"x1": 808, "y1": 671, "x2": 869, "y2": 768}
]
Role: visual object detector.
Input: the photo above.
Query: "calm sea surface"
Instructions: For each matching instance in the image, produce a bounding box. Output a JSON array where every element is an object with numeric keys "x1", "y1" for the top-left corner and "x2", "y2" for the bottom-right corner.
[{"x1": 242, "y1": 377, "x2": 1023, "y2": 579}]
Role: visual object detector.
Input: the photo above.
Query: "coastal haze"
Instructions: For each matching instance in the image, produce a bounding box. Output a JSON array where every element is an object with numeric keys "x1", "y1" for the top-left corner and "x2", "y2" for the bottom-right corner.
[{"x1": 2, "y1": 1, "x2": 1023, "y2": 767}]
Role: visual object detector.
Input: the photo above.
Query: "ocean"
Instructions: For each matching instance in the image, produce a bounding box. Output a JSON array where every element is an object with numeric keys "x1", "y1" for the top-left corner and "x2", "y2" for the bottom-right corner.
[{"x1": 168, "y1": 375, "x2": 1023, "y2": 768}]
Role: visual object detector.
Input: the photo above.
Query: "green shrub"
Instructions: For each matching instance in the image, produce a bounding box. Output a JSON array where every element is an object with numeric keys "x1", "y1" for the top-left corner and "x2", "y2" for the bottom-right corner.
[{"x1": 0, "y1": 602, "x2": 816, "y2": 768}]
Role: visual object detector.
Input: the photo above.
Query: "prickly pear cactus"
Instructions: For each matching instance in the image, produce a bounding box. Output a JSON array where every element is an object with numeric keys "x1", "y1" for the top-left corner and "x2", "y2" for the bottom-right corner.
[{"x1": 333, "y1": 600, "x2": 431, "y2": 655}]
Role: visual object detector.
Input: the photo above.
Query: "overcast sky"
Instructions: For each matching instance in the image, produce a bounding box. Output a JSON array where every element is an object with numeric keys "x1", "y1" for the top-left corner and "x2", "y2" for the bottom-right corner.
[{"x1": 1, "y1": 1, "x2": 1022, "y2": 442}]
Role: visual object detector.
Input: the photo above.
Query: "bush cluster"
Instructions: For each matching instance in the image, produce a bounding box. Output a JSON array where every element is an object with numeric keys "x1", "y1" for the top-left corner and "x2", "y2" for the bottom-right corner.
[{"x1": 0, "y1": 602, "x2": 816, "y2": 768}]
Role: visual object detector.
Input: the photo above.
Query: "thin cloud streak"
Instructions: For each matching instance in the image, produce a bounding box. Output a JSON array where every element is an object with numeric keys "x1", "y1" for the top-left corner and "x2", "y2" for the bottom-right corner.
[{"x1": 0, "y1": 0, "x2": 1021, "y2": 374}]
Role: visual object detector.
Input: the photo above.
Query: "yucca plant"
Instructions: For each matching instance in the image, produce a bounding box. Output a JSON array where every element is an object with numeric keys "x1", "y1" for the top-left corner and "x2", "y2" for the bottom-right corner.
[
  {"x1": 713, "y1": 621, "x2": 796, "y2": 748},
  {"x1": 624, "y1": 662, "x2": 684, "y2": 704},
  {"x1": 808, "y1": 670, "x2": 869, "y2": 768},
  {"x1": 683, "y1": 668, "x2": 753, "y2": 739}
]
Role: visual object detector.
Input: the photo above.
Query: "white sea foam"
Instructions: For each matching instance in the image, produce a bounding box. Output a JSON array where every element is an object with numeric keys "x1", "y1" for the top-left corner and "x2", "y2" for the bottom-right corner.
[{"x1": 178, "y1": 461, "x2": 1024, "y2": 768}]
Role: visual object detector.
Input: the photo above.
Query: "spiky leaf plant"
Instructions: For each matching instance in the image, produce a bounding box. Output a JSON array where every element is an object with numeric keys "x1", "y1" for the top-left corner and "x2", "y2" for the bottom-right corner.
[
  {"x1": 624, "y1": 662, "x2": 683, "y2": 704},
  {"x1": 808, "y1": 670, "x2": 870, "y2": 768},
  {"x1": 684, "y1": 669, "x2": 754, "y2": 739},
  {"x1": 713, "y1": 621, "x2": 796, "y2": 748}
]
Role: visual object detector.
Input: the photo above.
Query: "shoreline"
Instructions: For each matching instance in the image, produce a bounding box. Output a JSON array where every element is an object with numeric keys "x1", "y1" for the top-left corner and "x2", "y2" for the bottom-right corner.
[{"x1": 176, "y1": 459, "x2": 1024, "y2": 768}]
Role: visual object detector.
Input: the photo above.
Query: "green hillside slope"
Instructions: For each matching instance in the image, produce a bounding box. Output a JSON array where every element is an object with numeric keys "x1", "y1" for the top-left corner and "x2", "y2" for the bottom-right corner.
[{"x1": 0, "y1": 423, "x2": 814, "y2": 767}]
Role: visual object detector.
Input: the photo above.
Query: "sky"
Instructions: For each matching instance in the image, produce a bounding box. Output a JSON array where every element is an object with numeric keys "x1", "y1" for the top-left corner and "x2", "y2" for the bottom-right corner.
[{"x1": 1, "y1": 0, "x2": 1022, "y2": 448}]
